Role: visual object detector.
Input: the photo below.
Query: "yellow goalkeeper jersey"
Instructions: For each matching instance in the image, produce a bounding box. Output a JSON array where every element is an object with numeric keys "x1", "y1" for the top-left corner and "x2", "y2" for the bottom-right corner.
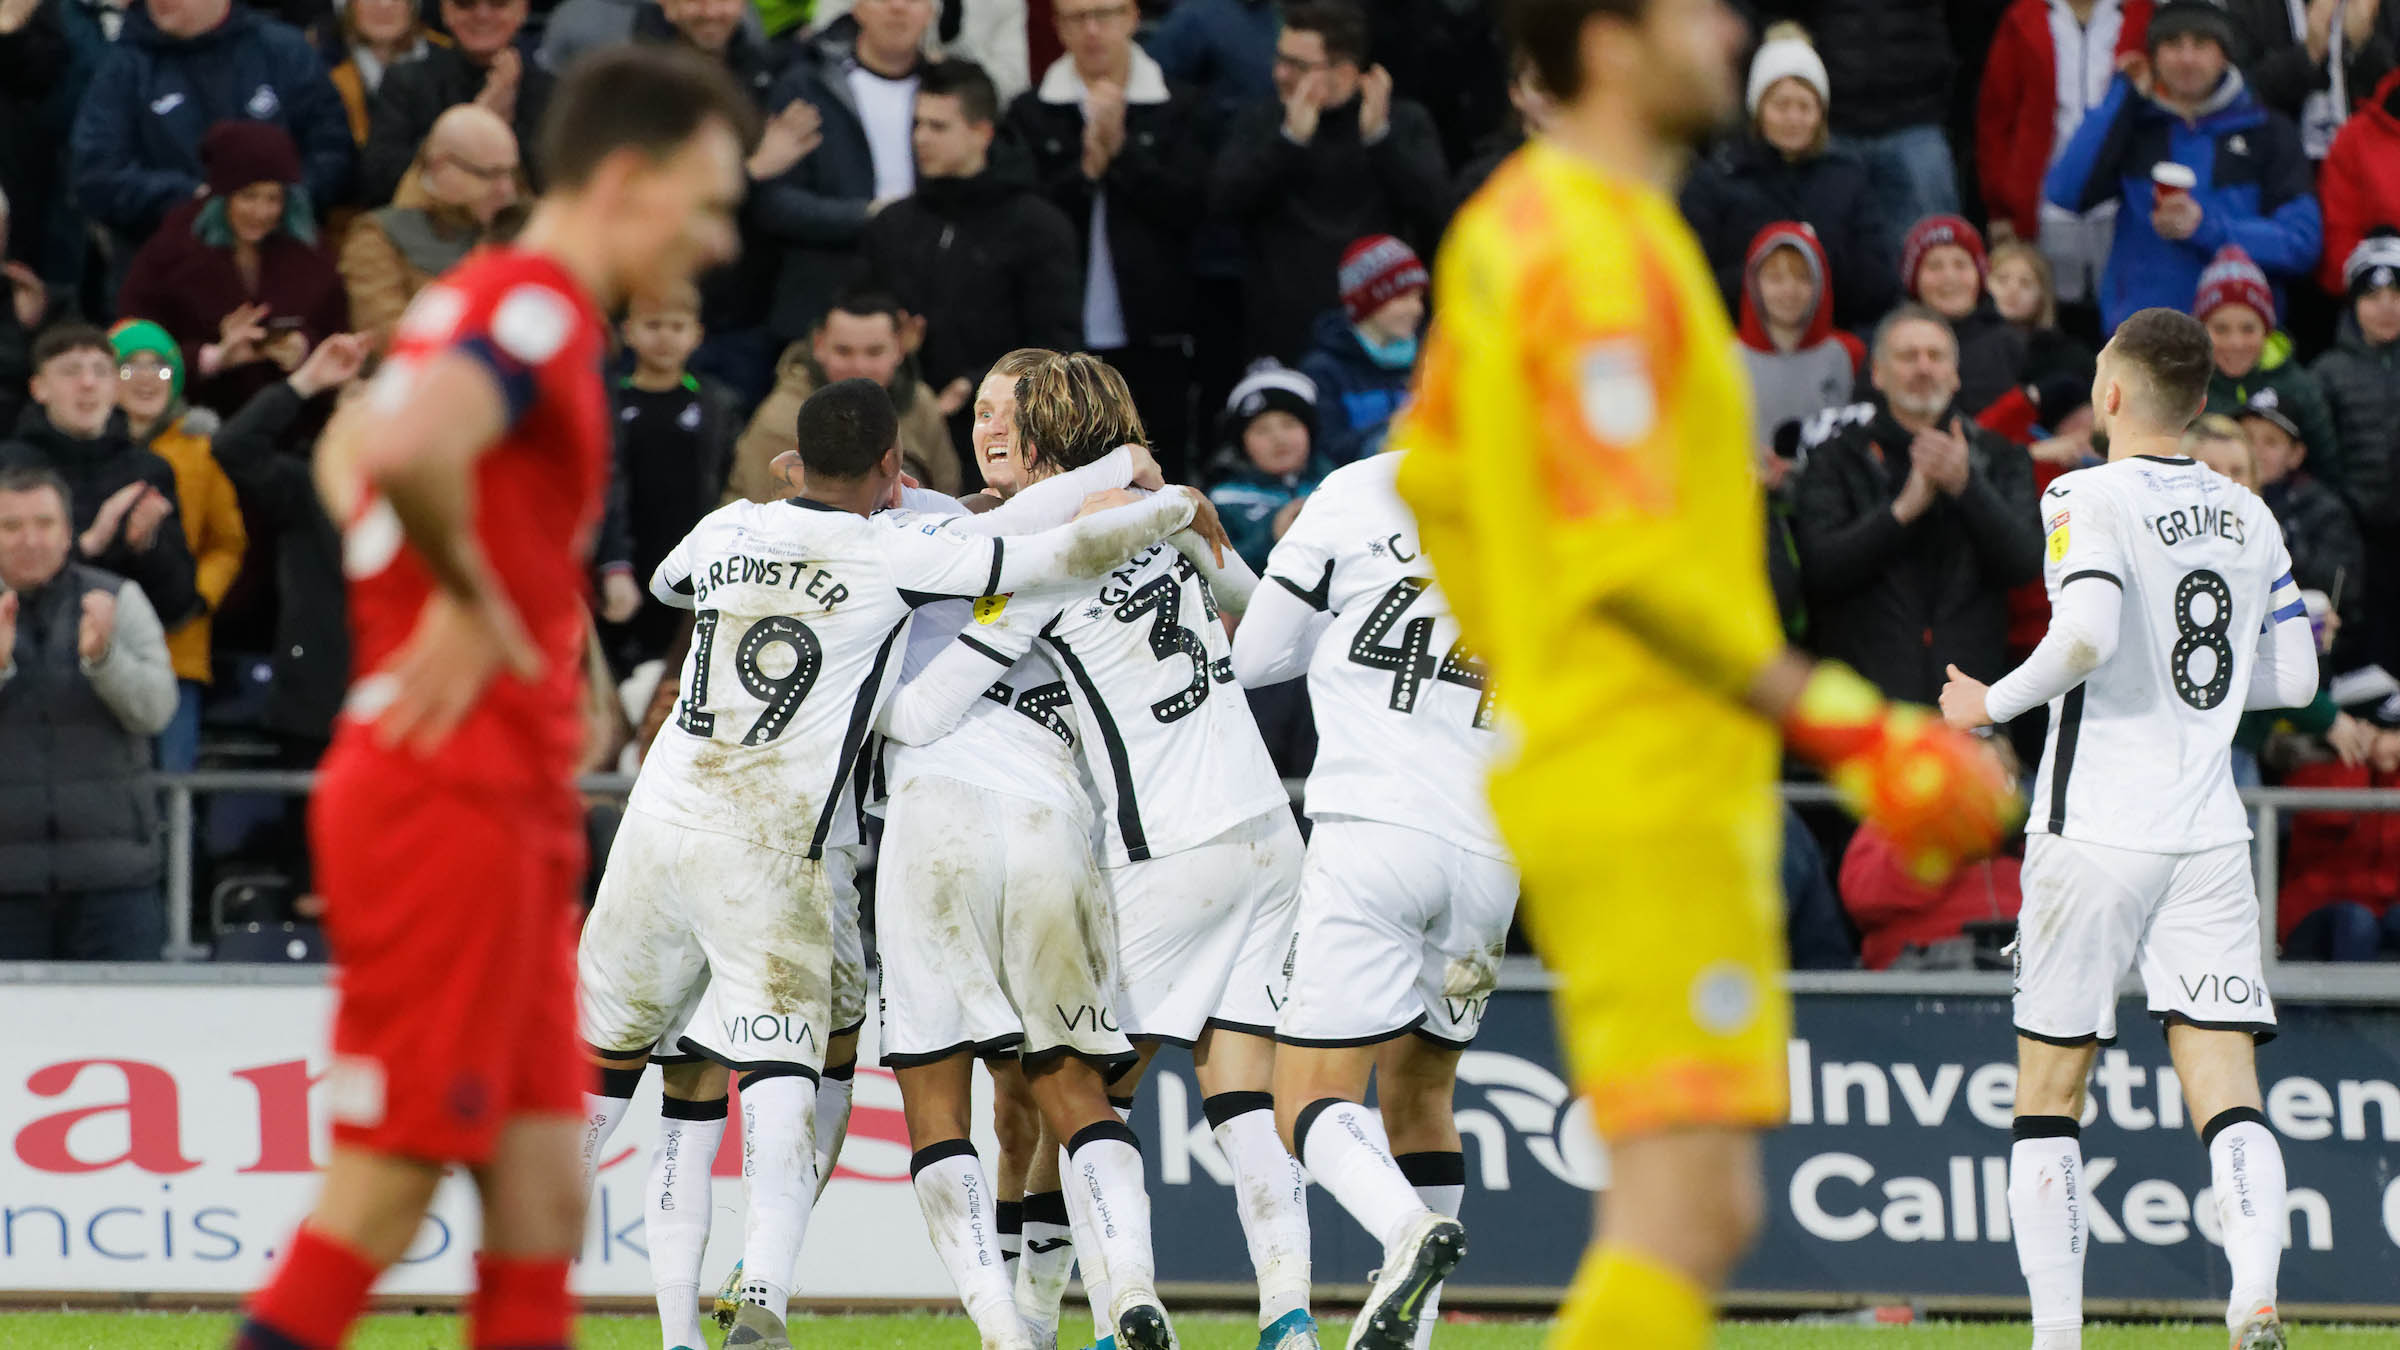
[{"x1": 1392, "y1": 138, "x2": 1783, "y2": 844}]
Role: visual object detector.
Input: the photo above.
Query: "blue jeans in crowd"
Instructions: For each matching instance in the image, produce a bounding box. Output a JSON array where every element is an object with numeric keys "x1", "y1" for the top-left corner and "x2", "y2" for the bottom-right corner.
[
  {"x1": 1833, "y1": 123, "x2": 1961, "y2": 259},
  {"x1": 157, "y1": 679, "x2": 205, "y2": 774},
  {"x1": 0, "y1": 886, "x2": 167, "y2": 961}
]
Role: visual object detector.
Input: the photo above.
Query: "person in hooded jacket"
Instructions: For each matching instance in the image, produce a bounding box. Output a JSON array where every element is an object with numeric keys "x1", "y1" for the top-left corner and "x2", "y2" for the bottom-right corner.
[
  {"x1": 2318, "y1": 68, "x2": 2400, "y2": 297},
  {"x1": 856, "y1": 59, "x2": 1079, "y2": 465},
  {"x1": 2045, "y1": 0, "x2": 2322, "y2": 332},
  {"x1": 2310, "y1": 233, "x2": 2400, "y2": 673},
  {"x1": 1295, "y1": 234, "x2": 1423, "y2": 468},
  {"x1": 0, "y1": 324, "x2": 200, "y2": 631},
  {"x1": 2195, "y1": 243, "x2": 2340, "y2": 482},
  {"x1": 1206, "y1": 360, "x2": 1329, "y2": 571},
  {"x1": 68, "y1": 0, "x2": 352, "y2": 258},
  {"x1": 1680, "y1": 24, "x2": 1893, "y2": 334},
  {"x1": 116, "y1": 121, "x2": 349, "y2": 418},
  {"x1": 1900, "y1": 214, "x2": 2030, "y2": 418},
  {"x1": 1735, "y1": 221, "x2": 1856, "y2": 458},
  {"x1": 109, "y1": 319, "x2": 243, "y2": 772}
]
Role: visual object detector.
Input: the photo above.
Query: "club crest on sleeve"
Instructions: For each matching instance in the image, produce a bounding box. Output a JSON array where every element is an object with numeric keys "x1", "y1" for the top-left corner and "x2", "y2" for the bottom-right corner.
[
  {"x1": 492, "y1": 286, "x2": 575, "y2": 364},
  {"x1": 975, "y1": 594, "x2": 1010, "y2": 625},
  {"x1": 1578, "y1": 340, "x2": 1655, "y2": 445}
]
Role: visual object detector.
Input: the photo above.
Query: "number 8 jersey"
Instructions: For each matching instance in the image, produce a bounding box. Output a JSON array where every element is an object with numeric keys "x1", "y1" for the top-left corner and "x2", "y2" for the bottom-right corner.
[{"x1": 2030, "y1": 454, "x2": 2295, "y2": 852}]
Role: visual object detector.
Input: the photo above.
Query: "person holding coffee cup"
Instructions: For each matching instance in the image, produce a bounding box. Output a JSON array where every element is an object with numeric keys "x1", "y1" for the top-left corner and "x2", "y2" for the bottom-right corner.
[{"x1": 2045, "y1": 0, "x2": 2324, "y2": 331}]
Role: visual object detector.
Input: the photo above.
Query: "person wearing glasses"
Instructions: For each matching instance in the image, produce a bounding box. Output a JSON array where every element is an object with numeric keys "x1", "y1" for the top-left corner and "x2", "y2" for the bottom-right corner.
[
  {"x1": 1209, "y1": 0, "x2": 1447, "y2": 370},
  {"x1": 1008, "y1": 0, "x2": 1207, "y2": 479},
  {"x1": 340, "y1": 104, "x2": 522, "y2": 348},
  {"x1": 108, "y1": 318, "x2": 246, "y2": 773},
  {"x1": 360, "y1": 0, "x2": 555, "y2": 204}
]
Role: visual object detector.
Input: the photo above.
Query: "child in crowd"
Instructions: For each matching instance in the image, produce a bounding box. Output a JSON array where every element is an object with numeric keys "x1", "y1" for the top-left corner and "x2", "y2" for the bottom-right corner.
[
  {"x1": 2310, "y1": 232, "x2": 2400, "y2": 547},
  {"x1": 1299, "y1": 235, "x2": 1426, "y2": 467},
  {"x1": 2197, "y1": 244, "x2": 2339, "y2": 477},
  {"x1": 1207, "y1": 362, "x2": 1328, "y2": 571},
  {"x1": 1736, "y1": 221, "x2": 1855, "y2": 460},
  {"x1": 109, "y1": 319, "x2": 247, "y2": 773},
  {"x1": 595, "y1": 283, "x2": 735, "y2": 672},
  {"x1": 2235, "y1": 395, "x2": 2366, "y2": 668},
  {"x1": 1985, "y1": 239, "x2": 2093, "y2": 392},
  {"x1": 1900, "y1": 213, "x2": 2026, "y2": 415}
]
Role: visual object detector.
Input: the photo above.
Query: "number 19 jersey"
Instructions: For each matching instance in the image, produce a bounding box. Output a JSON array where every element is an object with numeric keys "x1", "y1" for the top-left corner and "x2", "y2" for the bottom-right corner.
[
  {"x1": 2031, "y1": 454, "x2": 2294, "y2": 853},
  {"x1": 1032, "y1": 546, "x2": 1290, "y2": 865},
  {"x1": 636, "y1": 497, "x2": 1014, "y2": 859},
  {"x1": 1259, "y1": 454, "x2": 1505, "y2": 859}
]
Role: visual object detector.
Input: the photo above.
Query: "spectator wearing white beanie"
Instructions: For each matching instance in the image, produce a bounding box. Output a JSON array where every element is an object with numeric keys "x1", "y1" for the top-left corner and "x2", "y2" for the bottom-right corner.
[{"x1": 1681, "y1": 23, "x2": 1898, "y2": 332}]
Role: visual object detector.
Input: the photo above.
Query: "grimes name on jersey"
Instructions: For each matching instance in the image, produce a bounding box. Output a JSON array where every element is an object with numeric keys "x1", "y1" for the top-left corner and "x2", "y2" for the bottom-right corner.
[
  {"x1": 693, "y1": 554, "x2": 853, "y2": 609},
  {"x1": 2145, "y1": 503, "x2": 2247, "y2": 549}
]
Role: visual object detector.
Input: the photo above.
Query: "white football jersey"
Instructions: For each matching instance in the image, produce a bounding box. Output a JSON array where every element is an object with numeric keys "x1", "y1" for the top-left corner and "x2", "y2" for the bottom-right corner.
[
  {"x1": 1021, "y1": 545, "x2": 1290, "y2": 865},
  {"x1": 2028, "y1": 454, "x2": 2295, "y2": 853},
  {"x1": 1252, "y1": 454, "x2": 1506, "y2": 859},
  {"x1": 634, "y1": 497, "x2": 1022, "y2": 858}
]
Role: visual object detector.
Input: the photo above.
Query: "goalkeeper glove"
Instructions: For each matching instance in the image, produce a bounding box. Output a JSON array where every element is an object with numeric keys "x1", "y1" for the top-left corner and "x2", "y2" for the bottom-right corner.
[{"x1": 1782, "y1": 662, "x2": 2021, "y2": 883}]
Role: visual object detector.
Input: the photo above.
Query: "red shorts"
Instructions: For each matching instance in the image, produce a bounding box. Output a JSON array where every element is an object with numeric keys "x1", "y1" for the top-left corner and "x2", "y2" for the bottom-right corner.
[{"x1": 309, "y1": 745, "x2": 588, "y2": 1165}]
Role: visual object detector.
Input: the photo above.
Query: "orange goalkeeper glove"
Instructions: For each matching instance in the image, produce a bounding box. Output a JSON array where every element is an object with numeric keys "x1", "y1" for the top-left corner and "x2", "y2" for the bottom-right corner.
[{"x1": 1782, "y1": 662, "x2": 2021, "y2": 883}]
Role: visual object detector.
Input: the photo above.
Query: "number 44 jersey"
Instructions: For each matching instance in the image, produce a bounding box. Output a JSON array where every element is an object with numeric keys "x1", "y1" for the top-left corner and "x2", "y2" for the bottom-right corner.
[
  {"x1": 2032, "y1": 454, "x2": 2296, "y2": 853},
  {"x1": 1253, "y1": 453, "x2": 1505, "y2": 860}
]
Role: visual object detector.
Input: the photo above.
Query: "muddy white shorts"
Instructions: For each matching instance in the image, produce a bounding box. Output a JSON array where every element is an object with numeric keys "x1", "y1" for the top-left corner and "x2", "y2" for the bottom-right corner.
[
  {"x1": 579, "y1": 806, "x2": 852, "y2": 1078},
  {"x1": 2014, "y1": 834, "x2": 2275, "y2": 1045},
  {"x1": 1106, "y1": 807, "x2": 1304, "y2": 1046},
  {"x1": 875, "y1": 773, "x2": 1133, "y2": 1072},
  {"x1": 1276, "y1": 817, "x2": 1520, "y2": 1048}
]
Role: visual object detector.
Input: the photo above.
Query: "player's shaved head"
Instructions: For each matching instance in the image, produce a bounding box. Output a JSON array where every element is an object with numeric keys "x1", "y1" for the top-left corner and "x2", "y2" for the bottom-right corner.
[
  {"x1": 1014, "y1": 353, "x2": 1146, "y2": 476},
  {"x1": 795, "y1": 378, "x2": 901, "y2": 481},
  {"x1": 2097, "y1": 308, "x2": 2213, "y2": 435}
]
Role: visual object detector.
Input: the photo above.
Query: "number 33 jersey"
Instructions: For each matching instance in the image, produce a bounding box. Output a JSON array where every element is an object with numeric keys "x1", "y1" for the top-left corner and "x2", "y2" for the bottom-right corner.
[
  {"x1": 1254, "y1": 454, "x2": 1505, "y2": 860},
  {"x1": 1026, "y1": 545, "x2": 1289, "y2": 866},
  {"x1": 2033, "y1": 454, "x2": 2295, "y2": 853}
]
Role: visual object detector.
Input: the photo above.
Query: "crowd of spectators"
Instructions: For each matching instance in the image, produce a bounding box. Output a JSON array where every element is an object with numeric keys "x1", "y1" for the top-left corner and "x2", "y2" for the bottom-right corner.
[{"x1": 2, "y1": 0, "x2": 2398, "y2": 966}]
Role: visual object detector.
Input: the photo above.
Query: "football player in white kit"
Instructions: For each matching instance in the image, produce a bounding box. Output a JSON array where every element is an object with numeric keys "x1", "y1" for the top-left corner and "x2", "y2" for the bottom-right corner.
[
  {"x1": 1230, "y1": 444, "x2": 1515, "y2": 1350},
  {"x1": 907, "y1": 354, "x2": 1319, "y2": 1350},
  {"x1": 1939, "y1": 310, "x2": 2318, "y2": 1350},
  {"x1": 573, "y1": 378, "x2": 1204, "y2": 1350},
  {"x1": 871, "y1": 352, "x2": 1247, "y2": 1350}
]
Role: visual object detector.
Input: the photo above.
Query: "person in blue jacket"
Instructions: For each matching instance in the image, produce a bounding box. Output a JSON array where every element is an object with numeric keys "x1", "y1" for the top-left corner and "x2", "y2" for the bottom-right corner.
[
  {"x1": 2044, "y1": 0, "x2": 2320, "y2": 334},
  {"x1": 1297, "y1": 232, "x2": 1424, "y2": 467},
  {"x1": 69, "y1": 0, "x2": 352, "y2": 260}
]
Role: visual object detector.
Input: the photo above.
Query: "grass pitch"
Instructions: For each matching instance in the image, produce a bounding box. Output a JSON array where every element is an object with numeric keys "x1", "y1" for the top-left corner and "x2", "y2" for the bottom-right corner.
[{"x1": 2, "y1": 1311, "x2": 2393, "y2": 1349}]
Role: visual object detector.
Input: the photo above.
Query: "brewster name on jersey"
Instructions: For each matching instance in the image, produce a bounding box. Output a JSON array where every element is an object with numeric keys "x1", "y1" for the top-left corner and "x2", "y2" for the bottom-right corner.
[{"x1": 691, "y1": 553, "x2": 855, "y2": 609}]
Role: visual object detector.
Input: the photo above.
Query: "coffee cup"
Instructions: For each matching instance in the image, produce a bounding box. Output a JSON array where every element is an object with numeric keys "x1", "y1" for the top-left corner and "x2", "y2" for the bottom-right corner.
[{"x1": 2152, "y1": 162, "x2": 2197, "y2": 208}]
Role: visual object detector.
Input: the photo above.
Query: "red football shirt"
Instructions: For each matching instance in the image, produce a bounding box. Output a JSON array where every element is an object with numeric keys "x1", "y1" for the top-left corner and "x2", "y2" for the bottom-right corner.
[{"x1": 329, "y1": 248, "x2": 609, "y2": 795}]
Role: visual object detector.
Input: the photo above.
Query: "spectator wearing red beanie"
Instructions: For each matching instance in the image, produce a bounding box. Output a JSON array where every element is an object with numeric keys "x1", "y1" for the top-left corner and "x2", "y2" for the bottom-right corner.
[
  {"x1": 116, "y1": 120, "x2": 350, "y2": 418},
  {"x1": 1296, "y1": 234, "x2": 1425, "y2": 465},
  {"x1": 2197, "y1": 243, "x2": 2338, "y2": 477},
  {"x1": 1901, "y1": 213, "x2": 2028, "y2": 417}
]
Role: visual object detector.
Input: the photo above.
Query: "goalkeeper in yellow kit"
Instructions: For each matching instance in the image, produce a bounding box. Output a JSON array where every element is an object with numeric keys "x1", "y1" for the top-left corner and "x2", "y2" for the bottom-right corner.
[{"x1": 1389, "y1": 0, "x2": 2020, "y2": 1345}]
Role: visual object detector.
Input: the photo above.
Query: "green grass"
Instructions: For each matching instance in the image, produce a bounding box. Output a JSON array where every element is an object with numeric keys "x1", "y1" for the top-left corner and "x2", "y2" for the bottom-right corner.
[{"x1": 0, "y1": 1311, "x2": 2392, "y2": 1350}]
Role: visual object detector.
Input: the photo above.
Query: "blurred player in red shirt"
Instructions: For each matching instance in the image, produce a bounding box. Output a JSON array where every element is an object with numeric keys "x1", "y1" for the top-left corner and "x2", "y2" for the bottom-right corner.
[{"x1": 233, "y1": 45, "x2": 759, "y2": 1350}]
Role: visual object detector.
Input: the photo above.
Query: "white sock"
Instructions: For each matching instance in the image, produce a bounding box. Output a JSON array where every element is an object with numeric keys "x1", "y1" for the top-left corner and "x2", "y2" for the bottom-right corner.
[
  {"x1": 1207, "y1": 1093, "x2": 1310, "y2": 1326},
  {"x1": 2207, "y1": 1112, "x2": 2285, "y2": 1328},
  {"x1": 649, "y1": 1096, "x2": 726, "y2": 1350},
  {"x1": 814, "y1": 1067, "x2": 855, "y2": 1200},
  {"x1": 2009, "y1": 1119, "x2": 2086, "y2": 1350},
  {"x1": 735, "y1": 1072, "x2": 819, "y2": 1321},
  {"x1": 1014, "y1": 1189, "x2": 1074, "y2": 1346},
  {"x1": 1397, "y1": 1150, "x2": 1465, "y2": 1350},
  {"x1": 1069, "y1": 1122, "x2": 1160, "y2": 1326},
  {"x1": 580, "y1": 1071, "x2": 641, "y2": 1193},
  {"x1": 1072, "y1": 1100, "x2": 1137, "y2": 1343},
  {"x1": 912, "y1": 1141, "x2": 1021, "y2": 1343},
  {"x1": 1298, "y1": 1100, "x2": 1425, "y2": 1256}
]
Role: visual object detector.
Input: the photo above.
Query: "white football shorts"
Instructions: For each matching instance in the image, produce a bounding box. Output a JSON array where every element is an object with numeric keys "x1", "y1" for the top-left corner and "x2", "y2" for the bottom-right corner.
[
  {"x1": 1276, "y1": 817, "x2": 1520, "y2": 1048},
  {"x1": 2014, "y1": 835, "x2": 2276, "y2": 1045},
  {"x1": 1106, "y1": 806, "x2": 1304, "y2": 1045}
]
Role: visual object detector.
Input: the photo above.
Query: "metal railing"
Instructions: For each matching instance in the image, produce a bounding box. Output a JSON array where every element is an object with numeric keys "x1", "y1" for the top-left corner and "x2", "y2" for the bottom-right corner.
[{"x1": 122, "y1": 773, "x2": 2400, "y2": 987}]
